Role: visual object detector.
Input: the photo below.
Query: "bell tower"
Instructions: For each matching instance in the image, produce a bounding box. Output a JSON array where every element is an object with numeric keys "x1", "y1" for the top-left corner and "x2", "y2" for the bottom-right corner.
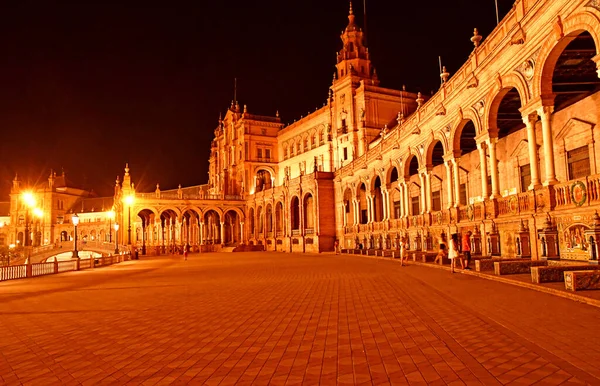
[{"x1": 334, "y1": 2, "x2": 377, "y2": 85}]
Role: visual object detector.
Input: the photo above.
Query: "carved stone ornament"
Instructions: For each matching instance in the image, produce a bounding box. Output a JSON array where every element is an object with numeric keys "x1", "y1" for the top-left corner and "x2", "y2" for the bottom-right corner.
[
  {"x1": 496, "y1": 73, "x2": 503, "y2": 90},
  {"x1": 586, "y1": 0, "x2": 600, "y2": 12},
  {"x1": 510, "y1": 23, "x2": 526, "y2": 45},
  {"x1": 466, "y1": 72, "x2": 479, "y2": 89},
  {"x1": 435, "y1": 104, "x2": 446, "y2": 116},
  {"x1": 474, "y1": 100, "x2": 485, "y2": 117},
  {"x1": 554, "y1": 15, "x2": 564, "y2": 41}
]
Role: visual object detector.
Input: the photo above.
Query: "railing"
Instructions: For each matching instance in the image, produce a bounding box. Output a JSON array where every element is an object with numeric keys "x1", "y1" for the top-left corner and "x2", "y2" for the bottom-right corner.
[
  {"x1": 305, "y1": 228, "x2": 314, "y2": 235},
  {"x1": 291, "y1": 229, "x2": 300, "y2": 236},
  {"x1": 555, "y1": 174, "x2": 600, "y2": 209},
  {"x1": 0, "y1": 254, "x2": 132, "y2": 283},
  {"x1": 32, "y1": 262, "x2": 54, "y2": 277},
  {"x1": 136, "y1": 192, "x2": 243, "y2": 201}
]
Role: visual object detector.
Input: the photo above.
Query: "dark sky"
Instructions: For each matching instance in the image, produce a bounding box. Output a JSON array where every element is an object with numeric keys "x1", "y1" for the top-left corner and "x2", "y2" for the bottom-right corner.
[{"x1": 0, "y1": 0, "x2": 514, "y2": 200}]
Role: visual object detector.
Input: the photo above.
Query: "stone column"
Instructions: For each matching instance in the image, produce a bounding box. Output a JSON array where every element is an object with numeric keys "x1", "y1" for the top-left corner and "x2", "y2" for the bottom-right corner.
[
  {"x1": 452, "y1": 158, "x2": 461, "y2": 207},
  {"x1": 381, "y1": 189, "x2": 389, "y2": 220},
  {"x1": 444, "y1": 160, "x2": 454, "y2": 208},
  {"x1": 418, "y1": 173, "x2": 426, "y2": 214},
  {"x1": 477, "y1": 142, "x2": 489, "y2": 199},
  {"x1": 424, "y1": 170, "x2": 432, "y2": 213},
  {"x1": 538, "y1": 105, "x2": 557, "y2": 185},
  {"x1": 220, "y1": 222, "x2": 225, "y2": 246},
  {"x1": 366, "y1": 195, "x2": 373, "y2": 223},
  {"x1": 403, "y1": 181, "x2": 410, "y2": 216},
  {"x1": 199, "y1": 222, "x2": 204, "y2": 245},
  {"x1": 488, "y1": 138, "x2": 500, "y2": 198},
  {"x1": 240, "y1": 221, "x2": 244, "y2": 244},
  {"x1": 523, "y1": 112, "x2": 541, "y2": 189}
]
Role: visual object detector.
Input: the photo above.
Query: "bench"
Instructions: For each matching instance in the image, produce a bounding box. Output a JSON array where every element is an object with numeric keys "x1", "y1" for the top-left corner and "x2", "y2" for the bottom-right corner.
[
  {"x1": 564, "y1": 270, "x2": 600, "y2": 291},
  {"x1": 494, "y1": 260, "x2": 547, "y2": 275},
  {"x1": 531, "y1": 265, "x2": 600, "y2": 283},
  {"x1": 475, "y1": 258, "x2": 524, "y2": 272}
]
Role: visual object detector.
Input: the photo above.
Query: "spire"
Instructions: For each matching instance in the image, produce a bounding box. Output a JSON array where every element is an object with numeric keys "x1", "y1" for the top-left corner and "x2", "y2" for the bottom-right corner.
[
  {"x1": 124, "y1": 163, "x2": 130, "y2": 176},
  {"x1": 346, "y1": 2, "x2": 357, "y2": 32}
]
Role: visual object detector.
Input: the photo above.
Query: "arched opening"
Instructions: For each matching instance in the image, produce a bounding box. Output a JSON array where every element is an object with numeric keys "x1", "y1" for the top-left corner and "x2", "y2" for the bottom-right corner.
[
  {"x1": 248, "y1": 207, "x2": 255, "y2": 238},
  {"x1": 159, "y1": 209, "x2": 179, "y2": 252},
  {"x1": 454, "y1": 120, "x2": 477, "y2": 206},
  {"x1": 304, "y1": 194, "x2": 314, "y2": 232},
  {"x1": 60, "y1": 230, "x2": 68, "y2": 242},
  {"x1": 275, "y1": 202, "x2": 283, "y2": 236},
  {"x1": 343, "y1": 188, "x2": 355, "y2": 226},
  {"x1": 266, "y1": 204, "x2": 273, "y2": 235},
  {"x1": 388, "y1": 167, "x2": 401, "y2": 219},
  {"x1": 137, "y1": 209, "x2": 156, "y2": 252},
  {"x1": 257, "y1": 206, "x2": 264, "y2": 234},
  {"x1": 550, "y1": 31, "x2": 600, "y2": 112},
  {"x1": 357, "y1": 183, "x2": 368, "y2": 224},
  {"x1": 372, "y1": 176, "x2": 384, "y2": 222},
  {"x1": 406, "y1": 156, "x2": 421, "y2": 215},
  {"x1": 291, "y1": 197, "x2": 300, "y2": 231},
  {"x1": 429, "y1": 141, "x2": 445, "y2": 211},
  {"x1": 203, "y1": 210, "x2": 221, "y2": 245},
  {"x1": 255, "y1": 169, "x2": 272, "y2": 193},
  {"x1": 223, "y1": 210, "x2": 239, "y2": 245},
  {"x1": 494, "y1": 88, "x2": 525, "y2": 139}
]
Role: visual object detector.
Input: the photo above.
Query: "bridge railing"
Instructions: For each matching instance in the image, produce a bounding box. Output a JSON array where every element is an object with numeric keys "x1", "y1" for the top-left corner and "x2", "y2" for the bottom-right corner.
[{"x1": 0, "y1": 253, "x2": 132, "y2": 283}]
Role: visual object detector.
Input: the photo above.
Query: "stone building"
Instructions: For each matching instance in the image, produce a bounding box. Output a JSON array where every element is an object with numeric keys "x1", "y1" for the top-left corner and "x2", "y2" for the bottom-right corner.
[{"x1": 3, "y1": 0, "x2": 600, "y2": 263}]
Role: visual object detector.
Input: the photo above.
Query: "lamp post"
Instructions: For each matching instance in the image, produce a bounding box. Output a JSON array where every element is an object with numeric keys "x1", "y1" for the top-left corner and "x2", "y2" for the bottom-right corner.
[
  {"x1": 107, "y1": 210, "x2": 115, "y2": 243},
  {"x1": 124, "y1": 195, "x2": 134, "y2": 246},
  {"x1": 72, "y1": 213, "x2": 79, "y2": 259},
  {"x1": 114, "y1": 223, "x2": 120, "y2": 254}
]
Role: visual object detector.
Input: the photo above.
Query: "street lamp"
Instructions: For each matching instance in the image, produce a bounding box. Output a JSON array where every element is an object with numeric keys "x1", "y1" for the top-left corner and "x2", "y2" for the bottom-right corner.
[
  {"x1": 107, "y1": 210, "x2": 115, "y2": 243},
  {"x1": 124, "y1": 195, "x2": 135, "y2": 246},
  {"x1": 72, "y1": 213, "x2": 79, "y2": 259},
  {"x1": 21, "y1": 192, "x2": 36, "y2": 247},
  {"x1": 114, "y1": 223, "x2": 120, "y2": 254}
]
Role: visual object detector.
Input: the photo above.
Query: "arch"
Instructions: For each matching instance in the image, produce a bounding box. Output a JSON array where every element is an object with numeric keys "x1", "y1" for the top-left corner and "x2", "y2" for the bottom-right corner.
[
  {"x1": 198, "y1": 206, "x2": 224, "y2": 218},
  {"x1": 266, "y1": 204, "x2": 273, "y2": 233},
  {"x1": 303, "y1": 193, "x2": 315, "y2": 230},
  {"x1": 386, "y1": 165, "x2": 400, "y2": 186},
  {"x1": 343, "y1": 188, "x2": 355, "y2": 226},
  {"x1": 290, "y1": 196, "x2": 300, "y2": 230},
  {"x1": 424, "y1": 138, "x2": 447, "y2": 167},
  {"x1": 223, "y1": 207, "x2": 245, "y2": 221},
  {"x1": 275, "y1": 201, "x2": 284, "y2": 234},
  {"x1": 180, "y1": 205, "x2": 203, "y2": 218},
  {"x1": 403, "y1": 153, "x2": 421, "y2": 178},
  {"x1": 203, "y1": 209, "x2": 222, "y2": 244},
  {"x1": 132, "y1": 206, "x2": 159, "y2": 219},
  {"x1": 535, "y1": 11, "x2": 600, "y2": 97},
  {"x1": 486, "y1": 86, "x2": 526, "y2": 139},
  {"x1": 255, "y1": 169, "x2": 273, "y2": 193},
  {"x1": 356, "y1": 183, "x2": 368, "y2": 224},
  {"x1": 248, "y1": 207, "x2": 255, "y2": 236},
  {"x1": 257, "y1": 206, "x2": 264, "y2": 234},
  {"x1": 157, "y1": 206, "x2": 182, "y2": 219},
  {"x1": 452, "y1": 118, "x2": 479, "y2": 155},
  {"x1": 371, "y1": 176, "x2": 384, "y2": 222}
]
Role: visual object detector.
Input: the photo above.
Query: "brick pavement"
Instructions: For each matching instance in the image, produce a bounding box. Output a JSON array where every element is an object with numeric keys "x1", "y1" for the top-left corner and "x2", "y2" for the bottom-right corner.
[{"x1": 0, "y1": 252, "x2": 599, "y2": 385}]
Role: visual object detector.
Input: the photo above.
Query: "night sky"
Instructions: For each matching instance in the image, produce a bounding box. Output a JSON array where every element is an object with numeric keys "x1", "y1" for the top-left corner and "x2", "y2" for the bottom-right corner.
[{"x1": 0, "y1": 0, "x2": 514, "y2": 200}]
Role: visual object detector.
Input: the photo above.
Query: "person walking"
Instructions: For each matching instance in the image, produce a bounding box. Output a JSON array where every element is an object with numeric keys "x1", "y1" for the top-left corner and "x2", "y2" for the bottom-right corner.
[
  {"x1": 399, "y1": 235, "x2": 408, "y2": 266},
  {"x1": 462, "y1": 231, "x2": 472, "y2": 270},
  {"x1": 334, "y1": 239, "x2": 340, "y2": 255},
  {"x1": 433, "y1": 232, "x2": 447, "y2": 265},
  {"x1": 184, "y1": 245, "x2": 188, "y2": 261},
  {"x1": 448, "y1": 233, "x2": 464, "y2": 273}
]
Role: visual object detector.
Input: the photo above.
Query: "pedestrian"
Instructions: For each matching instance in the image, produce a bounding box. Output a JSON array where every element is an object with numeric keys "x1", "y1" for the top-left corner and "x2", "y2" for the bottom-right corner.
[
  {"x1": 448, "y1": 233, "x2": 464, "y2": 273},
  {"x1": 399, "y1": 235, "x2": 407, "y2": 266},
  {"x1": 334, "y1": 239, "x2": 340, "y2": 254},
  {"x1": 433, "y1": 232, "x2": 447, "y2": 265},
  {"x1": 184, "y1": 245, "x2": 188, "y2": 260},
  {"x1": 462, "y1": 231, "x2": 472, "y2": 270},
  {"x1": 134, "y1": 247, "x2": 139, "y2": 260}
]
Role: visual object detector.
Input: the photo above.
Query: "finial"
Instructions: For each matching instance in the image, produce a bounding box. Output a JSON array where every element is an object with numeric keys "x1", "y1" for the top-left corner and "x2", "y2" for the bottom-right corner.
[
  {"x1": 156, "y1": 183, "x2": 160, "y2": 190},
  {"x1": 276, "y1": 110, "x2": 279, "y2": 118},
  {"x1": 116, "y1": 175, "x2": 120, "y2": 184},
  {"x1": 402, "y1": 85, "x2": 406, "y2": 91},
  {"x1": 243, "y1": 104, "x2": 247, "y2": 113},
  {"x1": 349, "y1": 1, "x2": 353, "y2": 15},
  {"x1": 178, "y1": 184, "x2": 182, "y2": 189},
  {"x1": 124, "y1": 163, "x2": 130, "y2": 176},
  {"x1": 397, "y1": 112, "x2": 405, "y2": 125},
  {"x1": 471, "y1": 28, "x2": 482, "y2": 48},
  {"x1": 440, "y1": 66, "x2": 450, "y2": 83},
  {"x1": 218, "y1": 112, "x2": 222, "y2": 122},
  {"x1": 416, "y1": 92, "x2": 424, "y2": 108}
]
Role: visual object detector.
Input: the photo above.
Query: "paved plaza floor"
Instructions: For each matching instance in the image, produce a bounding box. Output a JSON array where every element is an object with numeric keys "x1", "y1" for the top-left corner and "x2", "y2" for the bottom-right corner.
[{"x1": 1, "y1": 252, "x2": 599, "y2": 385}]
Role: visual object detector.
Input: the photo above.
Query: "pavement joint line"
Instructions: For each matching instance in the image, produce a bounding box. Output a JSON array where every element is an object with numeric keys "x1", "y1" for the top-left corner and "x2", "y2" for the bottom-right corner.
[{"x1": 352, "y1": 253, "x2": 600, "y2": 309}]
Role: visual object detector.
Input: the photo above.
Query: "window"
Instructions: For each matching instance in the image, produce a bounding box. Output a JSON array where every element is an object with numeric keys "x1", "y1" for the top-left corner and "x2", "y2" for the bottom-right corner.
[
  {"x1": 344, "y1": 200, "x2": 350, "y2": 213},
  {"x1": 520, "y1": 164, "x2": 531, "y2": 192},
  {"x1": 343, "y1": 148, "x2": 348, "y2": 160},
  {"x1": 319, "y1": 132, "x2": 324, "y2": 145},
  {"x1": 284, "y1": 148, "x2": 288, "y2": 160},
  {"x1": 265, "y1": 149, "x2": 271, "y2": 160},
  {"x1": 567, "y1": 146, "x2": 590, "y2": 180},
  {"x1": 349, "y1": 42, "x2": 354, "y2": 52},
  {"x1": 411, "y1": 196, "x2": 420, "y2": 215},
  {"x1": 257, "y1": 148, "x2": 263, "y2": 159},
  {"x1": 341, "y1": 119, "x2": 347, "y2": 133},
  {"x1": 487, "y1": 176, "x2": 492, "y2": 198},
  {"x1": 304, "y1": 139, "x2": 308, "y2": 152},
  {"x1": 459, "y1": 183, "x2": 467, "y2": 206},
  {"x1": 432, "y1": 190, "x2": 441, "y2": 211},
  {"x1": 360, "y1": 209, "x2": 368, "y2": 224},
  {"x1": 393, "y1": 201, "x2": 401, "y2": 219}
]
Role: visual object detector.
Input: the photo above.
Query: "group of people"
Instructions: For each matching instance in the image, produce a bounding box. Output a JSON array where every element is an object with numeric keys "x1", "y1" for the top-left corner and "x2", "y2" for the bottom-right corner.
[{"x1": 433, "y1": 231, "x2": 472, "y2": 273}]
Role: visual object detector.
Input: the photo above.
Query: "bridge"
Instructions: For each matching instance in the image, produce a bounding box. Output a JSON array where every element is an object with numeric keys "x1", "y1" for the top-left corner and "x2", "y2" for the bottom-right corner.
[{"x1": 11, "y1": 241, "x2": 121, "y2": 265}]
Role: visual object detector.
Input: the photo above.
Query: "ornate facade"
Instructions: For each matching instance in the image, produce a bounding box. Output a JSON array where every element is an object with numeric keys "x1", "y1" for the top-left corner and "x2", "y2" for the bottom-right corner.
[{"x1": 3, "y1": 0, "x2": 600, "y2": 263}]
